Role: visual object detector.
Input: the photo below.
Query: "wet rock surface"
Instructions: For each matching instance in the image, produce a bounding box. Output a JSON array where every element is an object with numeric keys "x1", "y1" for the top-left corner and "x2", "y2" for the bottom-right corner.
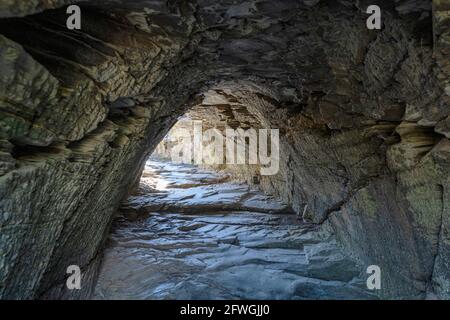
[
  {"x1": 94, "y1": 160, "x2": 375, "y2": 300},
  {"x1": 123, "y1": 161, "x2": 293, "y2": 215}
]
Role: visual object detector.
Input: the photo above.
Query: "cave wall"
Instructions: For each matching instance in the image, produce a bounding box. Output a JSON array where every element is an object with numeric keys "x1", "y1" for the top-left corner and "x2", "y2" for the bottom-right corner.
[
  {"x1": 0, "y1": 2, "x2": 201, "y2": 298},
  {"x1": 0, "y1": 0, "x2": 449, "y2": 299}
]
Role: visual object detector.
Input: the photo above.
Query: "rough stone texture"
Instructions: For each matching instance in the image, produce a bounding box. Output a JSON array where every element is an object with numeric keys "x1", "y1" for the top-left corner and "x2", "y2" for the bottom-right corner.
[
  {"x1": 94, "y1": 160, "x2": 376, "y2": 300},
  {"x1": 0, "y1": 0, "x2": 449, "y2": 299},
  {"x1": 0, "y1": 1, "x2": 90, "y2": 18}
]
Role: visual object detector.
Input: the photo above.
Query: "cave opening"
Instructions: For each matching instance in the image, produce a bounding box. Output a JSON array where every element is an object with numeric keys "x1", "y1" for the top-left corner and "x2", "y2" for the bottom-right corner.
[{"x1": 94, "y1": 102, "x2": 379, "y2": 300}]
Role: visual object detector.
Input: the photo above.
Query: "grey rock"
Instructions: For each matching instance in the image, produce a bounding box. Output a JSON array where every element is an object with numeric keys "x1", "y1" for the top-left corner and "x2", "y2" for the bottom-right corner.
[{"x1": 0, "y1": 0, "x2": 448, "y2": 299}]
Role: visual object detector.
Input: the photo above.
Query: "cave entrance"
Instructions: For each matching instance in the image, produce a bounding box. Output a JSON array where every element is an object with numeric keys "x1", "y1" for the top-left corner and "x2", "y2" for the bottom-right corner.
[
  {"x1": 141, "y1": 101, "x2": 283, "y2": 209},
  {"x1": 93, "y1": 103, "x2": 375, "y2": 300},
  {"x1": 151, "y1": 106, "x2": 279, "y2": 177}
]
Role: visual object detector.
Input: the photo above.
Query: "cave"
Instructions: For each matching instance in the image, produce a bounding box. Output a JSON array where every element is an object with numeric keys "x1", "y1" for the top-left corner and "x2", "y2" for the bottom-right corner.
[{"x1": 0, "y1": 0, "x2": 449, "y2": 300}]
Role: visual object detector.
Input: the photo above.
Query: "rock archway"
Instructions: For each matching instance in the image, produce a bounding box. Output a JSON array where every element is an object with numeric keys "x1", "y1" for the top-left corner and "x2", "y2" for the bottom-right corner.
[{"x1": 0, "y1": 0, "x2": 448, "y2": 299}]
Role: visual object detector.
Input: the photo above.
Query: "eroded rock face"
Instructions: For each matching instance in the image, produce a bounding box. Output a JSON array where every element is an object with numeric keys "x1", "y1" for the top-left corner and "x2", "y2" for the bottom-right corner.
[{"x1": 0, "y1": 0, "x2": 449, "y2": 299}]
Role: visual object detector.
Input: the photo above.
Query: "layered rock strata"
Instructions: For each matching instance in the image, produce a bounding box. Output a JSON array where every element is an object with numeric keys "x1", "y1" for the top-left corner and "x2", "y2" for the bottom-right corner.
[{"x1": 0, "y1": 0, "x2": 448, "y2": 299}]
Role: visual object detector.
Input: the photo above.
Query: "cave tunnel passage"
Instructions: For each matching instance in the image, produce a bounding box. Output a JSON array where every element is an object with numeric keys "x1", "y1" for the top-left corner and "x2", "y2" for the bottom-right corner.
[
  {"x1": 94, "y1": 163, "x2": 374, "y2": 300},
  {"x1": 0, "y1": 0, "x2": 449, "y2": 300},
  {"x1": 94, "y1": 104, "x2": 378, "y2": 300}
]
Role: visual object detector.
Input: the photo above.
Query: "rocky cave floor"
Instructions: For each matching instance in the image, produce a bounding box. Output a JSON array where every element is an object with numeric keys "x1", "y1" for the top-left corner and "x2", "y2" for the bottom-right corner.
[{"x1": 93, "y1": 160, "x2": 377, "y2": 300}]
